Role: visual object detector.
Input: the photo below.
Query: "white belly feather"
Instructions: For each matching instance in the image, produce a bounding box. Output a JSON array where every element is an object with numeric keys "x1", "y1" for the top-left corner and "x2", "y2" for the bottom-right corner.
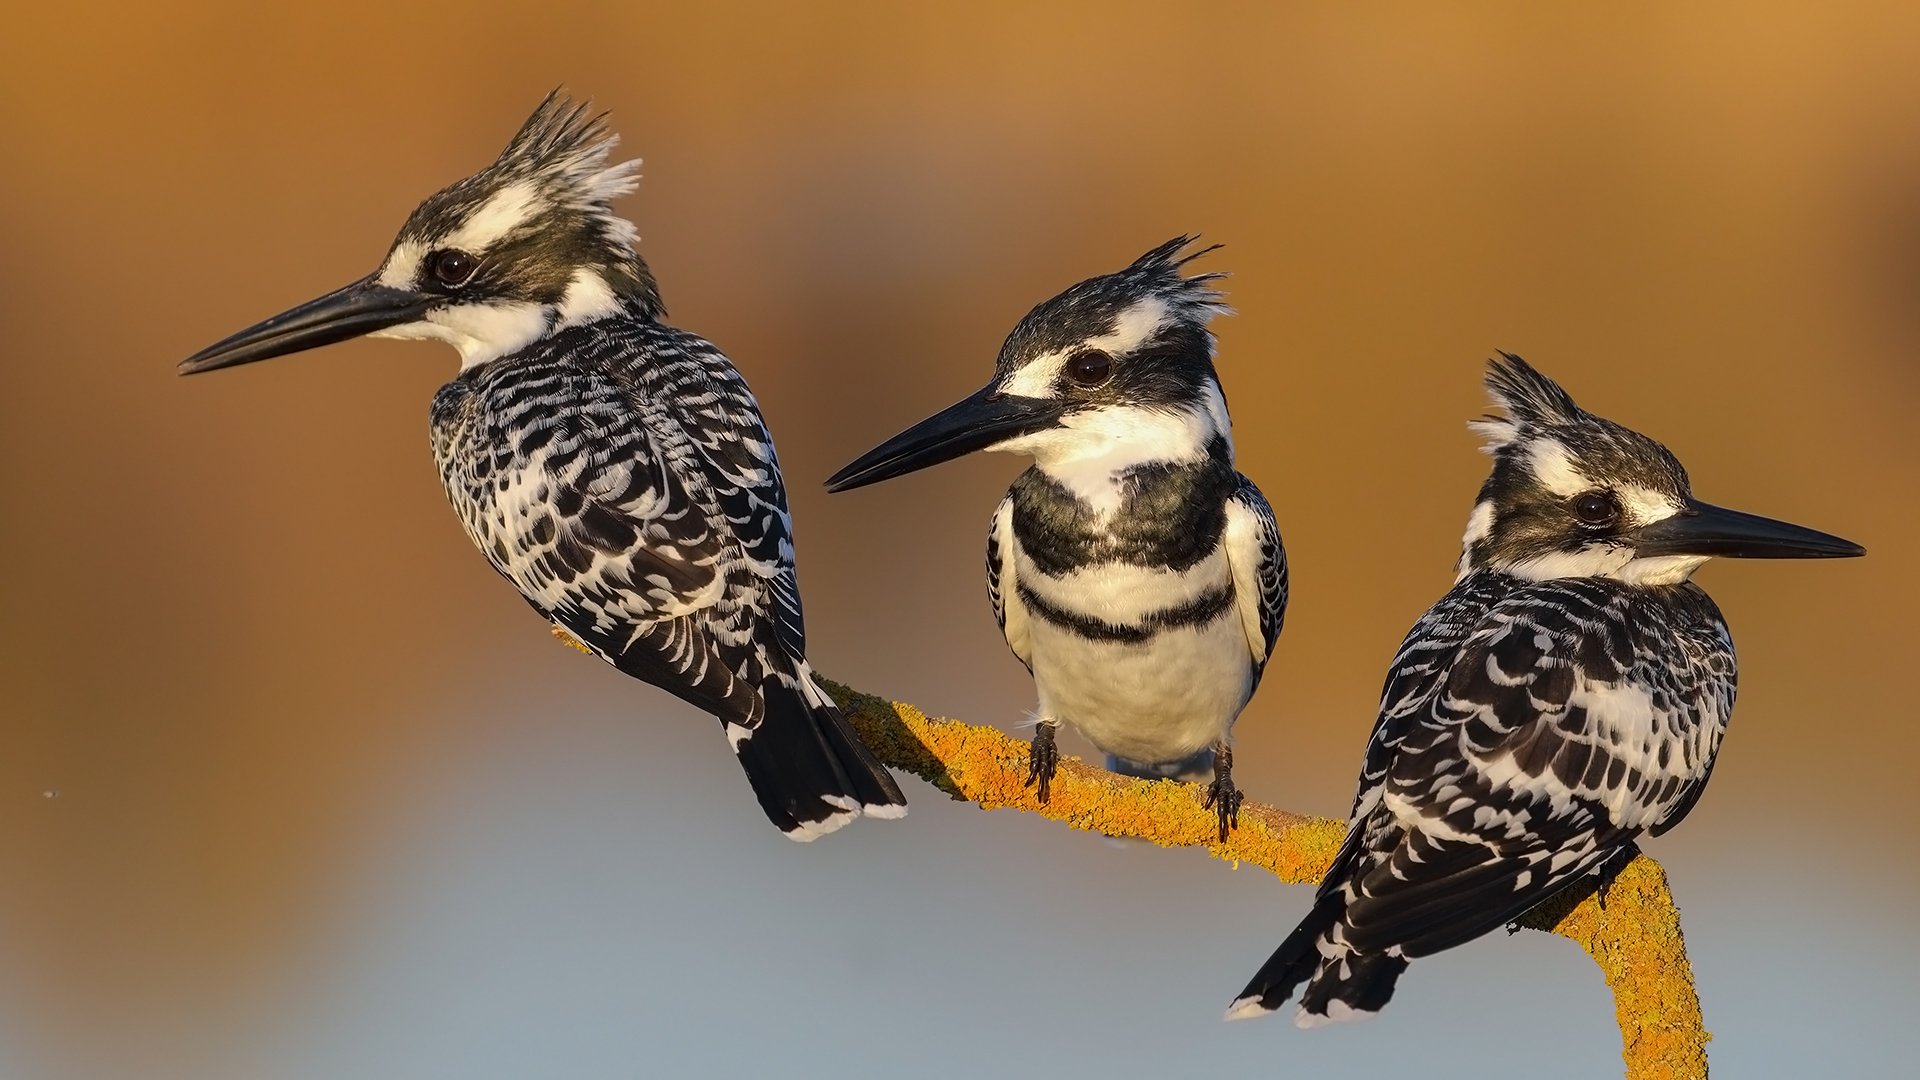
[
  {"x1": 1017, "y1": 547, "x2": 1255, "y2": 765},
  {"x1": 1030, "y1": 612, "x2": 1252, "y2": 764}
]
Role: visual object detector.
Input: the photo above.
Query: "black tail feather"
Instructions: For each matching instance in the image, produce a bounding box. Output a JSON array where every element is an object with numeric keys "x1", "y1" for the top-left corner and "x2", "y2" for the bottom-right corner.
[
  {"x1": 793, "y1": 665, "x2": 909, "y2": 817},
  {"x1": 1296, "y1": 950, "x2": 1408, "y2": 1026},
  {"x1": 1228, "y1": 892, "x2": 1342, "y2": 1020},
  {"x1": 732, "y1": 668, "x2": 907, "y2": 841},
  {"x1": 1229, "y1": 888, "x2": 1408, "y2": 1026}
]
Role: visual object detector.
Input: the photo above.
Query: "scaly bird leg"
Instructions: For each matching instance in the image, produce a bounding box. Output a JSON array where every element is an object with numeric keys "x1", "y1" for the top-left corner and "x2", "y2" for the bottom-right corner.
[
  {"x1": 1026, "y1": 721, "x2": 1061, "y2": 804},
  {"x1": 1592, "y1": 840, "x2": 1642, "y2": 911},
  {"x1": 1202, "y1": 740, "x2": 1244, "y2": 842}
]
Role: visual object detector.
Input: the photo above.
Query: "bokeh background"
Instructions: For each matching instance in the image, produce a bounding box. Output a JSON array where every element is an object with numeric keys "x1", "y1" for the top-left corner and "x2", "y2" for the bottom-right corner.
[{"x1": 2, "y1": 2, "x2": 1917, "y2": 1077}]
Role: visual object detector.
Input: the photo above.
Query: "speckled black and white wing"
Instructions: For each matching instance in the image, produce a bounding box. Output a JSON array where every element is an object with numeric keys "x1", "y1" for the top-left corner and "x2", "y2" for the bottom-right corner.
[
  {"x1": 642, "y1": 326, "x2": 809, "y2": 663},
  {"x1": 1222, "y1": 473, "x2": 1287, "y2": 685},
  {"x1": 1231, "y1": 570, "x2": 1734, "y2": 1024},
  {"x1": 431, "y1": 323, "x2": 755, "y2": 718},
  {"x1": 429, "y1": 319, "x2": 904, "y2": 839},
  {"x1": 986, "y1": 493, "x2": 1033, "y2": 671}
]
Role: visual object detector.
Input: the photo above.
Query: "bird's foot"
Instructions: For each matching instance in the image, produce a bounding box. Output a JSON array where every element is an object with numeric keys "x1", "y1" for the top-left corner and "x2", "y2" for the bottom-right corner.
[
  {"x1": 1592, "y1": 840, "x2": 1641, "y2": 911},
  {"x1": 1202, "y1": 742, "x2": 1243, "y2": 843},
  {"x1": 1506, "y1": 840, "x2": 1645, "y2": 934},
  {"x1": 1026, "y1": 723, "x2": 1060, "y2": 803}
]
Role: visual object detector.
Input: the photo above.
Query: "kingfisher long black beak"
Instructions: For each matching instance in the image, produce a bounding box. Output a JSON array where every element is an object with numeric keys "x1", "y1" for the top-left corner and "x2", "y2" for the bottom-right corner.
[
  {"x1": 825, "y1": 384, "x2": 1068, "y2": 492},
  {"x1": 177, "y1": 275, "x2": 434, "y2": 375},
  {"x1": 1634, "y1": 498, "x2": 1865, "y2": 559}
]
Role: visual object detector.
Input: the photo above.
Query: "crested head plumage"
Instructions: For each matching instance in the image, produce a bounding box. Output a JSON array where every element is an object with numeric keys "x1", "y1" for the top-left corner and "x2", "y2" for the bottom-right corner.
[
  {"x1": 822, "y1": 237, "x2": 1244, "y2": 494},
  {"x1": 981, "y1": 236, "x2": 1234, "y2": 422},
  {"x1": 1472, "y1": 354, "x2": 1693, "y2": 500},
  {"x1": 1458, "y1": 354, "x2": 1696, "y2": 582},
  {"x1": 375, "y1": 91, "x2": 661, "y2": 325},
  {"x1": 1451, "y1": 353, "x2": 1863, "y2": 584},
  {"x1": 1471, "y1": 355, "x2": 1682, "y2": 476},
  {"x1": 382, "y1": 90, "x2": 660, "y2": 309},
  {"x1": 996, "y1": 236, "x2": 1231, "y2": 379},
  {"x1": 175, "y1": 91, "x2": 669, "y2": 377}
]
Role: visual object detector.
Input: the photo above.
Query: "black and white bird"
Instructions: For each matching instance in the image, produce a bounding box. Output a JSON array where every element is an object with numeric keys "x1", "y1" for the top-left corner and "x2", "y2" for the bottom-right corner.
[
  {"x1": 1227, "y1": 354, "x2": 1862, "y2": 1026},
  {"x1": 826, "y1": 239, "x2": 1286, "y2": 841},
  {"x1": 177, "y1": 92, "x2": 907, "y2": 840}
]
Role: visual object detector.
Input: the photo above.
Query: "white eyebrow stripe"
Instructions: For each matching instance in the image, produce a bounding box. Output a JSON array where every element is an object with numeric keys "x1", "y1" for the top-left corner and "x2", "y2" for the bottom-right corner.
[
  {"x1": 996, "y1": 297, "x2": 1173, "y2": 399},
  {"x1": 1087, "y1": 296, "x2": 1170, "y2": 355},
  {"x1": 1526, "y1": 438, "x2": 1586, "y2": 497},
  {"x1": 444, "y1": 180, "x2": 544, "y2": 253},
  {"x1": 376, "y1": 240, "x2": 426, "y2": 289}
]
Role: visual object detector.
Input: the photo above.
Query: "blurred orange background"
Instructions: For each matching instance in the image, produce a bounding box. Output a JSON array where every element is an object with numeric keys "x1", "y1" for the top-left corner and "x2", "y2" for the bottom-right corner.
[{"x1": 1, "y1": 2, "x2": 1915, "y2": 1076}]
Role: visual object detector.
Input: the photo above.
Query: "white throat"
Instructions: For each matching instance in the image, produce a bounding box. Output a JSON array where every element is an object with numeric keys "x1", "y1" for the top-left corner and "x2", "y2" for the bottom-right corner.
[
  {"x1": 990, "y1": 383, "x2": 1232, "y2": 516},
  {"x1": 1500, "y1": 546, "x2": 1709, "y2": 586},
  {"x1": 368, "y1": 268, "x2": 626, "y2": 371}
]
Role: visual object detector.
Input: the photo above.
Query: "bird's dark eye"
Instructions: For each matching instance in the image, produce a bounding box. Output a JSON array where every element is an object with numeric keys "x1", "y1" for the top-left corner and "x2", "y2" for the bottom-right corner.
[
  {"x1": 1573, "y1": 492, "x2": 1618, "y2": 526},
  {"x1": 1067, "y1": 349, "x2": 1112, "y2": 386},
  {"x1": 429, "y1": 249, "x2": 477, "y2": 287}
]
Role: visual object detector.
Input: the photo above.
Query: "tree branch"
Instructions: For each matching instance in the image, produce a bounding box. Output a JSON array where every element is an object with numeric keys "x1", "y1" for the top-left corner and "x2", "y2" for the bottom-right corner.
[{"x1": 823, "y1": 678, "x2": 1711, "y2": 1080}]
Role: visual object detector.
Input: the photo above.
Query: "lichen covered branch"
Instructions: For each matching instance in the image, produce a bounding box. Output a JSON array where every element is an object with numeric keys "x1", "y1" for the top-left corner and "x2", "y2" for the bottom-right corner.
[
  {"x1": 822, "y1": 678, "x2": 1710, "y2": 1080},
  {"x1": 1511, "y1": 856, "x2": 1712, "y2": 1079}
]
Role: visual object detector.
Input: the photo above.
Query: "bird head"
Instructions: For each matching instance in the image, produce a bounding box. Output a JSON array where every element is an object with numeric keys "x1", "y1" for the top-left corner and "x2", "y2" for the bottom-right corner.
[
  {"x1": 1457, "y1": 353, "x2": 1862, "y2": 584},
  {"x1": 179, "y1": 91, "x2": 658, "y2": 376},
  {"x1": 825, "y1": 236, "x2": 1233, "y2": 492}
]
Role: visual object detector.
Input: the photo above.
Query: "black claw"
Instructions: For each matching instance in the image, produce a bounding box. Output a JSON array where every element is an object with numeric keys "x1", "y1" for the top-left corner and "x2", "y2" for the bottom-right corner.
[
  {"x1": 1026, "y1": 723, "x2": 1060, "y2": 803},
  {"x1": 1202, "y1": 743, "x2": 1242, "y2": 842},
  {"x1": 1593, "y1": 841, "x2": 1641, "y2": 911},
  {"x1": 1511, "y1": 839, "x2": 1645, "y2": 933}
]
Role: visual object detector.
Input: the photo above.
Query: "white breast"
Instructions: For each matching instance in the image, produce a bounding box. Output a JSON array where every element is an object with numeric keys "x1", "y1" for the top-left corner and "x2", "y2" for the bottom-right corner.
[
  {"x1": 1029, "y1": 614, "x2": 1253, "y2": 766},
  {"x1": 1017, "y1": 540, "x2": 1254, "y2": 766}
]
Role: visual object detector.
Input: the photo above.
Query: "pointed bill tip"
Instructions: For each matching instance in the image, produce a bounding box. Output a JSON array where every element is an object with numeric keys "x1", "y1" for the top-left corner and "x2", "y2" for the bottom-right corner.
[
  {"x1": 176, "y1": 276, "x2": 431, "y2": 376},
  {"x1": 824, "y1": 387, "x2": 1065, "y2": 493},
  {"x1": 1636, "y1": 499, "x2": 1866, "y2": 561}
]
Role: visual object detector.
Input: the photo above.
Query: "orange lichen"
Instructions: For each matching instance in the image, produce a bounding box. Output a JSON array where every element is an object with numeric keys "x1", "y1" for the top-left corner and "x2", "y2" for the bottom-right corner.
[
  {"x1": 1513, "y1": 856, "x2": 1712, "y2": 1079},
  {"x1": 826, "y1": 680, "x2": 1345, "y2": 882},
  {"x1": 823, "y1": 678, "x2": 1709, "y2": 1080},
  {"x1": 550, "y1": 626, "x2": 593, "y2": 655}
]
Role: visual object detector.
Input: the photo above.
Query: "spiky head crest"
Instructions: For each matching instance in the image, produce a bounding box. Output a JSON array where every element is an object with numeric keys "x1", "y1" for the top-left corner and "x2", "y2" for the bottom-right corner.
[
  {"x1": 1469, "y1": 354, "x2": 1585, "y2": 447},
  {"x1": 996, "y1": 236, "x2": 1230, "y2": 374},
  {"x1": 1470, "y1": 354, "x2": 1687, "y2": 485},
  {"x1": 379, "y1": 90, "x2": 661, "y2": 321},
  {"x1": 491, "y1": 91, "x2": 643, "y2": 207},
  {"x1": 1106, "y1": 234, "x2": 1233, "y2": 321},
  {"x1": 964, "y1": 237, "x2": 1240, "y2": 476},
  {"x1": 987, "y1": 237, "x2": 1234, "y2": 413},
  {"x1": 1457, "y1": 354, "x2": 1696, "y2": 581}
]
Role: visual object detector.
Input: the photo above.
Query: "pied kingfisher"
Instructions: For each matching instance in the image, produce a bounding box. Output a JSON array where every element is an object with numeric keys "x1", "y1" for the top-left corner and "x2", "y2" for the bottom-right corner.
[
  {"x1": 177, "y1": 92, "x2": 907, "y2": 841},
  {"x1": 1227, "y1": 354, "x2": 1863, "y2": 1027},
  {"x1": 826, "y1": 238, "x2": 1286, "y2": 841}
]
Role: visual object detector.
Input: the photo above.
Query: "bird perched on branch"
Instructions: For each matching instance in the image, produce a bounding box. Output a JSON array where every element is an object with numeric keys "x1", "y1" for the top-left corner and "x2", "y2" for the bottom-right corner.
[
  {"x1": 177, "y1": 92, "x2": 906, "y2": 840},
  {"x1": 827, "y1": 238, "x2": 1286, "y2": 841},
  {"x1": 1227, "y1": 354, "x2": 1862, "y2": 1026}
]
